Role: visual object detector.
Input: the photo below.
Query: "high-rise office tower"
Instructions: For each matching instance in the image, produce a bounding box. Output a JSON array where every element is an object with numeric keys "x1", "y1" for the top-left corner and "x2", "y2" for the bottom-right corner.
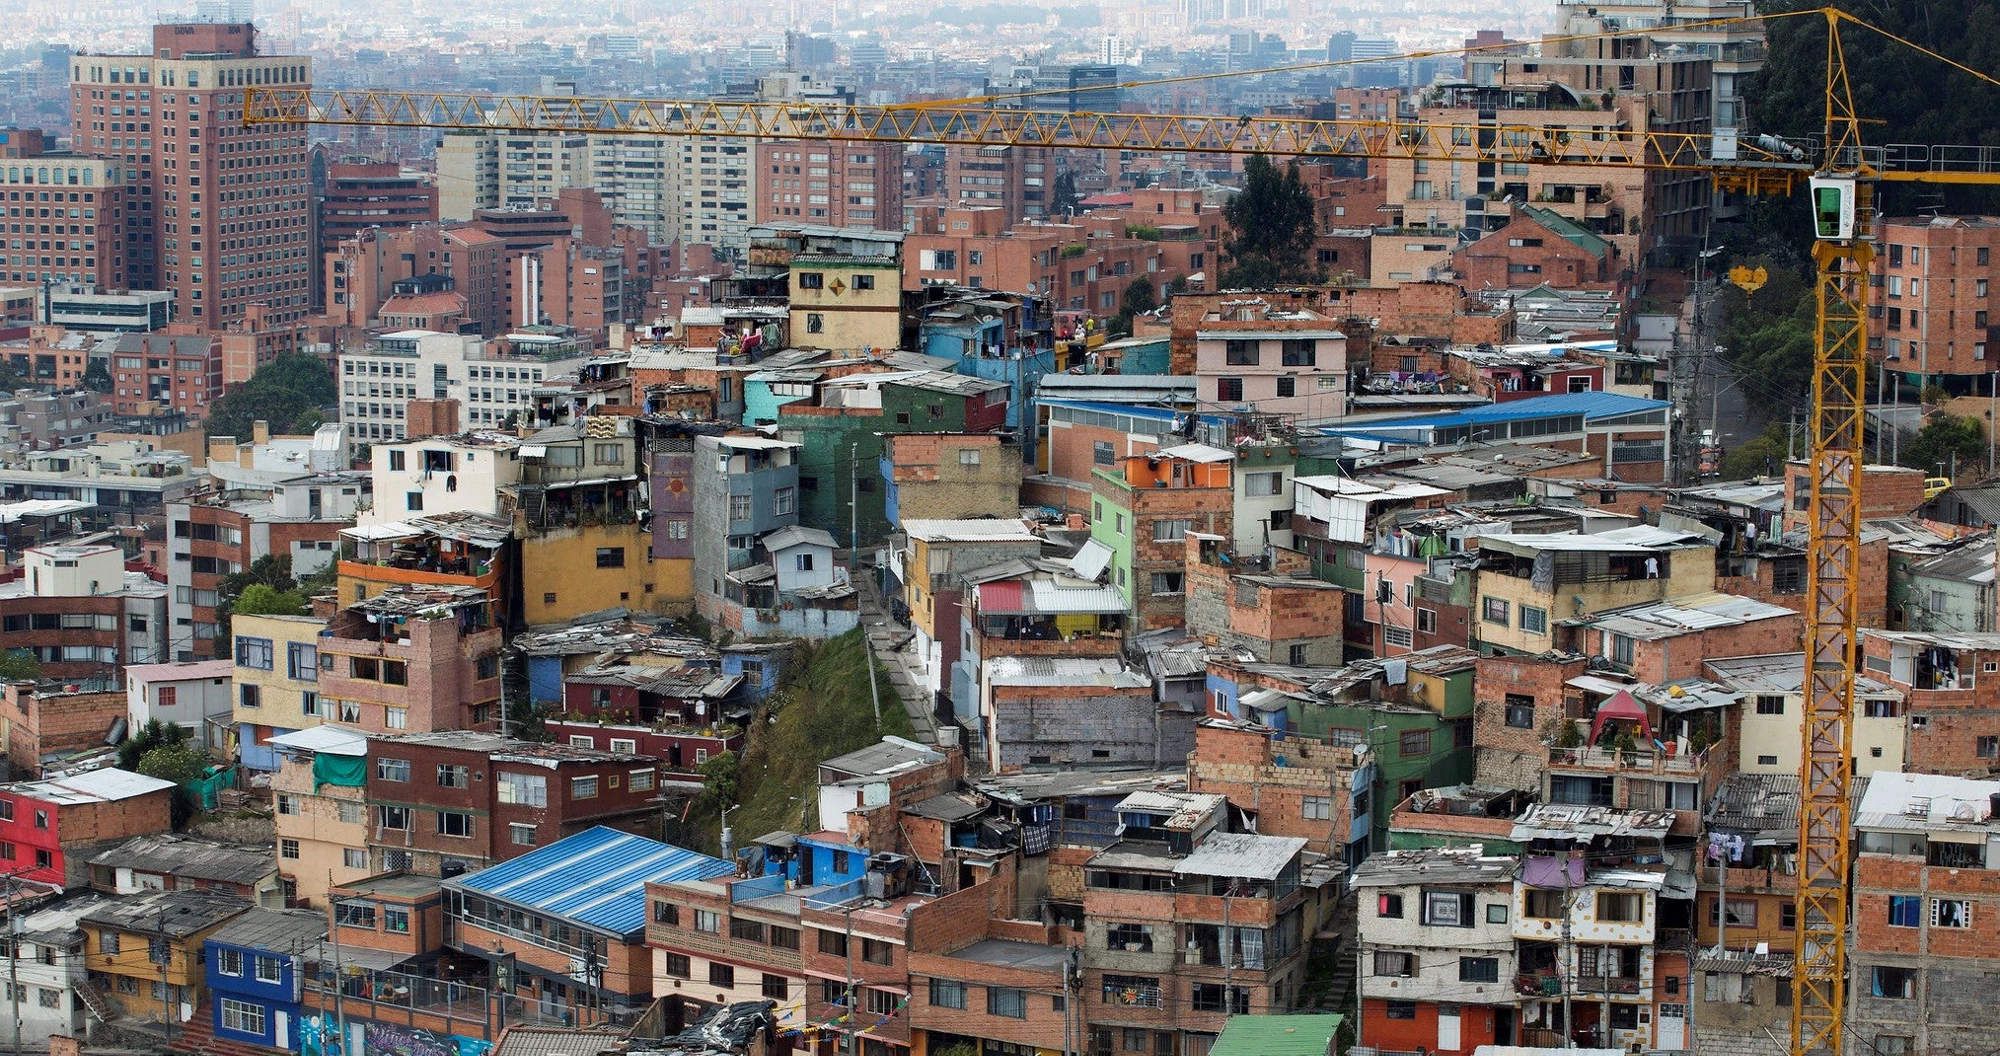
[{"x1": 70, "y1": 23, "x2": 313, "y2": 326}]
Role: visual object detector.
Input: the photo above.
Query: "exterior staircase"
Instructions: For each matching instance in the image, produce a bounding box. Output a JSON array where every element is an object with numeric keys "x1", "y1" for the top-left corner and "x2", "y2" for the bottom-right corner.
[
  {"x1": 73, "y1": 974, "x2": 117, "y2": 1026},
  {"x1": 166, "y1": 999, "x2": 279, "y2": 1056}
]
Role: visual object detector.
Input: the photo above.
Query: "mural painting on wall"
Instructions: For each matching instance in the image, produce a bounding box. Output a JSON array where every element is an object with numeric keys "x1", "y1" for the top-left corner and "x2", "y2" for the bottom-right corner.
[{"x1": 299, "y1": 1016, "x2": 491, "y2": 1056}]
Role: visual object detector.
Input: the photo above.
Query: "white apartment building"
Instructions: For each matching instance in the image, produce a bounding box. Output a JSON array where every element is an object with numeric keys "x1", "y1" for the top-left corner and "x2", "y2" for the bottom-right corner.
[
  {"x1": 436, "y1": 130, "x2": 589, "y2": 220},
  {"x1": 338, "y1": 330, "x2": 586, "y2": 442},
  {"x1": 358, "y1": 431, "x2": 523, "y2": 525}
]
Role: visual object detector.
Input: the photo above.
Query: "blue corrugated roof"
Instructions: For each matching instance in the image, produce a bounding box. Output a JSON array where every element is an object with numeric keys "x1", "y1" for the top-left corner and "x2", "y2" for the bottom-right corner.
[
  {"x1": 1320, "y1": 391, "x2": 1667, "y2": 434},
  {"x1": 446, "y1": 827, "x2": 733, "y2": 937}
]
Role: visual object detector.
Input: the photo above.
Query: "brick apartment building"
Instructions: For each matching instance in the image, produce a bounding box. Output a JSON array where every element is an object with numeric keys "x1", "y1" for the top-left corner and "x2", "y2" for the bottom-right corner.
[
  {"x1": 363, "y1": 730, "x2": 663, "y2": 876},
  {"x1": 0, "y1": 767, "x2": 175, "y2": 886},
  {"x1": 755, "y1": 140, "x2": 903, "y2": 229},
  {"x1": 0, "y1": 147, "x2": 129, "y2": 289},
  {"x1": 1869, "y1": 215, "x2": 2000, "y2": 390},
  {"x1": 0, "y1": 541, "x2": 167, "y2": 681},
  {"x1": 72, "y1": 23, "x2": 315, "y2": 325},
  {"x1": 104, "y1": 331, "x2": 221, "y2": 417},
  {"x1": 315, "y1": 585, "x2": 505, "y2": 734},
  {"x1": 0, "y1": 683, "x2": 127, "y2": 779}
]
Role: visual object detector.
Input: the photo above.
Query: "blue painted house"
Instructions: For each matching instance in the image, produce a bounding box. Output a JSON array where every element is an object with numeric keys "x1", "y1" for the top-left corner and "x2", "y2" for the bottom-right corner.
[
  {"x1": 205, "y1": 908, "x2": 328, "y2": 1051},
  {"x1": 721, "y1": 642, "x2": 791, "y2": 703}
]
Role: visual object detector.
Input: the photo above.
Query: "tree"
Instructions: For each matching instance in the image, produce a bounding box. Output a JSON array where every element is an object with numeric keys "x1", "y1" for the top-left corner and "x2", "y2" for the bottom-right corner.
[
  {"x1": 118, "y1": 718, "x2": 190, "y2": 771},
  {"x1": 0, "y1": 650, "x2": 38, "y2": 683},
  {"x1": 81, "y1": 360, "x2": 112, "y2": 393},
  {"x1": 136, "y1": 743, "x2": 213, "y2": 787},
  {"x1": 1221, "y1": 154, "x2": 1320, "y2": 288},
  {"x1": 234, "y1": 583, "x2": 310, "y2": 617},
  {"x1": 1718, "y1": 421, "x2": 1790, "y2": 480},
  {"x1": 1109, "y1": 278, "x2": 1157, "y2": 335},
  {"x1": 204, "y1": 353, "x2": 338, "y2": 442},
  {"x1": 1049, "y1": 170, "x2": 1081, "y2": 217},
  {"x1": 1902, "y1": 413, "x2": 1986, "y2": 475}
]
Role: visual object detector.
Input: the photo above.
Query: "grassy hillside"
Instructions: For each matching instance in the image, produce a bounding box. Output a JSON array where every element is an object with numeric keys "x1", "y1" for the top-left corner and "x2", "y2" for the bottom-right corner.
[{"x1": 674, "y1": 629, "x2": 915, "y2": 851}]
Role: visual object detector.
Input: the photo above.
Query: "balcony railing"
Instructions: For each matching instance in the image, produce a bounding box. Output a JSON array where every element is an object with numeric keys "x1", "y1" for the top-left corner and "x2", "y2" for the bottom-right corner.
[{"x1": 1548, "y1": 744, "x2": 1710, "y2": 774}]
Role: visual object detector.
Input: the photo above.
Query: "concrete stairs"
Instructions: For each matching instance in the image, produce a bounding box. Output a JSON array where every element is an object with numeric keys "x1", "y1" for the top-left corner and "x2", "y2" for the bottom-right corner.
[{"x1": 165, "y1": 1000, "x2": 277, "y2": 1056}]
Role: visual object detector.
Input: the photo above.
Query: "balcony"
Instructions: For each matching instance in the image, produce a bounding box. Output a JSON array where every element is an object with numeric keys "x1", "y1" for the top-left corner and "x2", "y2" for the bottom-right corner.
[{"x1": 1548, "y1": 744, "x2": 1710, "y2": 775}]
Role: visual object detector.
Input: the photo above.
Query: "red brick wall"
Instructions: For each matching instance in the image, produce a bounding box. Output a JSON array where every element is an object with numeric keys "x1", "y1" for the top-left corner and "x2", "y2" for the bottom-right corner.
[
  {"x1": 1473, "y1": 654, "x2": 1586, "y2": 789},
  {"x1": 0, "y1": 687, "x2": 124, "y2": 779}
]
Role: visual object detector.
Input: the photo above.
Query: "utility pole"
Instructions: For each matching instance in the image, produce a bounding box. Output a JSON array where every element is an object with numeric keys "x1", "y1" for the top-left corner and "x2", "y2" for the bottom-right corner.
[
  {"x1": 7, "y1": 874, "x2": 17, "y2": 1056},
  {"x1": 1560, "y1": 854, "x2": 1575, "y2": 1049},
  {"x1": 158, "y1": 904, "x2": 172, "y2": 1050},
  {"x1": 852, "y1": 442, "x2": 881, "y2": 725},
  {"x1": 842, "y1": 905, "x2": 858, "y2": 1055},
  {"x1": 328, "y1": 872, "x2": 348, "y2": 1056}
]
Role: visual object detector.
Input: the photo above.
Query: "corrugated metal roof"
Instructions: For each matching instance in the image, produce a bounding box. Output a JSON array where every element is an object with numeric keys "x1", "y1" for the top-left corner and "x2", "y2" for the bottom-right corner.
[
  {"x1": 1173, "y1": 832, "x2": 1307, "y2": 881},
  {"x1": 1210, "y1": 1013, "x2": 1342, "y2": 1056},
  {"x1": 1026, "y1": 578, "x2": 1127, "y2": 614},
  {"x1": 1320, "y1": 391, "x2": 1668, "y2": 434},
  {"x1": 446, "y1": 827, "x2": 733, "y2": 938},
  {"x1": 977, "y1": 580, "x2": 1027, "y2": 615},
  {"x1": 902, "y1": 518, "x2": 1039, "y2": 543},
  {"x1": 984, "y1": 656, "x2": 1149, "y2": 688},
  {"x1": 1067, "y1": 538, "x2": 1113, "y2": 581}
]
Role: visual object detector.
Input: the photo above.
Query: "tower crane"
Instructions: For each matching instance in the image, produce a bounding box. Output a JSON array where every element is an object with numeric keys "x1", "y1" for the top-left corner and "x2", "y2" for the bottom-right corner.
[{"x1": 246, "y1": 13, "x2": 2000, "y2": 1053}]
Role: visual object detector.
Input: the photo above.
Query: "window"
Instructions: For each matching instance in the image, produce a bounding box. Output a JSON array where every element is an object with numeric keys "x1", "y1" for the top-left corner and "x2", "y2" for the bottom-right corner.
[
  {"x1": 1423, "y1": 891, "x2": 1473, "y2": 927},
  {"x1": 595, "y1": 548, "x2": 625, "y2": 568},
  {"x1": 1756, "y1": 695, "x2": 1785, "y2": 715},
  {"x1": 219, "y1": 948, "x2": 243, "y2": 976},
  {"x1": 1378, "y1": 893, "x2": 1404, "y2": 918},
  {"x1": 1504, "y1": 694, "x2": 1535, "y2": 729},
  {"x1": 806, "y1": 313, "x2": 824, "y2": 333},
  {"x1": 1217, "y1": 377, "x2": 1244, "y2": 402},
  {"x1": 343, "y1": 849, "x2": 368, "y2": 869},
  {"x1": 1416, "y1": 608, "x2": 1437, "y2": 633},
  {"x1": 694, "y1": 909, "x2": 721, "y2": 934},
  {"x1": 988, "y1": 986, "x2": 1028, "y2": 1018},
  {"x1": 498, "y1": 772, "x2": 546, "y2": 807},
  {"x1": 334, "y1": 902, "x2": 375, "y2": 929},
  {"x1": 1244, "y1": 471, "x2": 1283, "y2": 497},
  {"x1": 288, "y1": 643, "x2": 317, "y2": 681},
  {"x1": 279, "y1": 839, "x2": 300, "y2": 860},
  {"x1": 731, "y1": 918, "x2": 766, "y2": 943},
  {"x1": 862, "y1": 938, "x2": 895, "y2": 965},
  {"x1": 928, "y1": 976, "x2": 960, "y2": 1012},
  {"x1": 728, "y1": 494, "x2": 752, "y2": 522},
  {"x1": 629, "y1": 770, "x2": 655, "y2": 792},
  {"x1": 235, "y1": 636, "x2": 273, "y2": 670},
  {"x1": 510, "y1": 824, "x2": 537, "y2": 846},
  {"x1": 1932, "y1": 898, "x2": 1971, "y2": 928},
  {"x1": 1154, "y1": 518, "x2": 1191, "y2": 542},
  {"x1": 1373, "y1": 951, "x2": 1415, "y2": 977},
  {"x1": 1877, "y1": 1038, "x2": 1913, "y2": 1056},
  {"x1": 1385, "y1": 1001, "x2": 1416, "y2": 1020},
  {"x1": 774, "y1": 486, "x2": 796, "y2": 515},
  {"x1": 771, "y1": 926, "x2": 800, "y2": 950},
  {"x1": 36, "y1": 989, "x2": 57, "y2": 1010},
  {"x1": 1871, "y1": 966, "x2": 1916, "y2": 999},
  {"x1": 663, "y1": 953, "x2": 690, "y2": 978},
  {"x1": 1518, "y1": 606, "x2": 1548, "y2": 634},
  {"x1": 708, "y1": 963, "x2": 735, "y2": 987},
  {"x1": 220, "y1": 998, "x2": 265, "y2": 1036},
  {"x1": 276, "y1": 794, "x2": 297, "y2": 816},
  {"x1": 1093, "y1": 440, "x2": 1116, "y2": 466},
  {"x1": 406, "y1": 491, "x2": 423, "y2": 512},
  {"x1": 436, "y1": 765, "x2": 468, "y2": 788},
  {"x1": 382, "y1": 909, "x2": 410, "y2": 934},
  {"x1": 1460, "y1": 957, "x2": 1500, "y2": 982},
  {"x1": 1482, "y1": 596, "x2": 1509, "y2": 624},
  {"x1": 1980, "y1": 736, "x2": 1999, "y2": 760},
  {"x1": 379, "y1": 806, "x2": 410, "y2": 830},
  {"x1": 99, "y1": 931, "x2": 119, "y2": 956},
  {"x1": 1223, "y1": 339, "x2": 1260, "y2": 365},
  {"x1": 866, "y1": 988, "x2": 898, "y2": 1015},
  {"x1": 1150, "y1": 572, "x2": 1184, "y2": 595},
  {"x1": 376, "y1": 758, "x2": 410, "y2": 782},
  {"x1": 573, "y1": 776, "x2": 600, "y2": 799},
  {"x1": 854, "y1": 274, "x2": 876, "y2": 290},
  {"x1": 654, "y1": 902, "x2": 680, "y2": 926},
  {"x1": 1597, "y1": 892, "x2": 1642, "y2": 922},
  {"x1": 1710, "y1": 899, "x2": 1757, "y2": 927},
  {"x1": 1487, "y1": 904, "x2": 1510, "y2": 924},
  {"x1": 1302, "y1": 796, "x2": 1332, "y2": 821},
  {"x1": 435, "y1": 812, "x2": 472, "y2": 838},
  {"x1": 1399, "y1": 728, "x2": 1431, "y2": 756},
  {"x1": 255, "y1": 956, "x2": 282, "y2": 984},
  {"x1": 1107, "y1": 922, "x2": 1154, "y2": 952},
  {"x1": 762, "y1": 973, "x2": 788, "y2": 999}
]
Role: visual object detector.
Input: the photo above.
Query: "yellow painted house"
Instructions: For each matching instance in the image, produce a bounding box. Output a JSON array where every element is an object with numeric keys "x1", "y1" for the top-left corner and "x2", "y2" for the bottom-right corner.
[
  {"x1": 82, "y1": 889, "x2": 251, "y2": 1022},
  {"x1": 788, "y1": 256, "x2": 902, "y2": 351}
]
